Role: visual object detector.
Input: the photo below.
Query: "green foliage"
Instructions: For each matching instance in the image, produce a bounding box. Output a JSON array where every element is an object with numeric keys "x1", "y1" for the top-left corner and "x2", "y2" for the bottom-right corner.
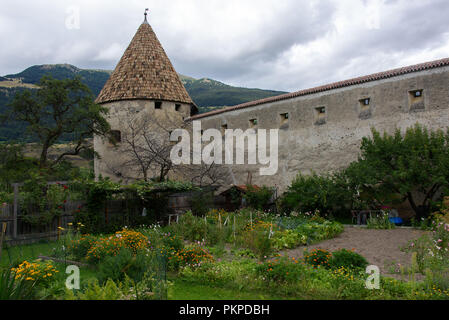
[
  {"x1": 66, "y1": 278, "x2": 123, "y2": 300},
  {"x1": 97, "y1": 248, "x2": 152, "y2": 284},
  {"x1": 328, "y1": 249, "x2": 369, "y2": 270},
  {"x1": 169, "y1": 211, "x2": 207, "y2": 242},
  {"x1": 281, "y1": 171, "x2": 354, "y2": 216},
  {"x1": 294, "y1": 220, "x2": 344, "y2": 244},
  {"x1": 347, "y1": 124, "x2": 449, "y2": 219},
  {"x1": 271, "y1": 229, "x2": 307, "y2": 250},
  {"x1": 168, "y1": 244, "x2": 214, "y2": 271},
  {"x1": 0, "y1": 267, "x2": 37, "y2": 300},
  {"x1": 402, "y1": 221, "x2": 449, "y2": 274},
  {"x1": 255, "y1": 256, "x2": 304, "y2": 283},
  {"x1": 18, "y1": 174, "x2": 71, "y2": 226},
  {"x1": 244, "y1": 230, "x2": 273, "y2": 261},
  {"x1": 366, "y1": 211, "x2": 396, "y2": 229},
  {"x1": 179, "y1": 259, "x2": 257, "y2": 288},
  {"x1": 243, "y1": 185, "x2": 273, "y2": 210},
  {"x1": 189, "y1": 191, "x2": 214, "y2": 216},
  {"x1": 4, "y1": 75, "x2": 110, "y2": 168},
  {"x1": 303, "y1": 249, "x2": 332, "y2": 268},
  {"x1": 66, "y1": 235, "x2": 98, "y2": 261}
]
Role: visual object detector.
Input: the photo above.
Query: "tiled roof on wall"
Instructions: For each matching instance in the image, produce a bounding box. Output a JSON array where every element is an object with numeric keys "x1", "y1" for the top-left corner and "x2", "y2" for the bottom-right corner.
[
  {"x1": 96, "y1": 21, "x2": 193, "y2": 105},
  {"x1": 187, "y1": 57, "x2": 449, "y2": 121}
]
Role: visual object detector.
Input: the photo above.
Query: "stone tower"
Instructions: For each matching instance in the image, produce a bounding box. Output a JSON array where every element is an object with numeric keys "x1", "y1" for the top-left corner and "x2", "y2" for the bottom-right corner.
[{"x1": 94, "y1": 14, "x2": 197, "y2": 182}]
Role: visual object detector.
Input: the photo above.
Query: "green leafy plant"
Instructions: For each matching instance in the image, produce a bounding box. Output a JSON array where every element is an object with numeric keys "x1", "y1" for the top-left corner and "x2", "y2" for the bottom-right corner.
[
  {"x1": 303, "y1": 249, "x2": 332, "y2": 268},
  {"x1": 0, "y1": 267, "x2": 37, "y2": 300},
  {"x1": 328, "y1": 249, "x2": 369, "y2": 270}
]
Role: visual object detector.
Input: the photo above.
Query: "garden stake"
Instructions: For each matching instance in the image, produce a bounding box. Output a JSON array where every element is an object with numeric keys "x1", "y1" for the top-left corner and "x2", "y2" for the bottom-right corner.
[
  {"x1": 0, "y1": 222, "x2": 7, "y2": 262},
  {"x1": 233, "y1": 215, "x2": 236, "y2": 240},
  {"x1": 219, "y1": 213, "x2": 222, "y2": 229}
]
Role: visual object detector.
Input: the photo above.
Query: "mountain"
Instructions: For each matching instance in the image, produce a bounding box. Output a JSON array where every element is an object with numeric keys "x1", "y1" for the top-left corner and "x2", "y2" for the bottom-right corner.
[{"x1": 0, "y1": 64, "x2": 287, "y2": 141}]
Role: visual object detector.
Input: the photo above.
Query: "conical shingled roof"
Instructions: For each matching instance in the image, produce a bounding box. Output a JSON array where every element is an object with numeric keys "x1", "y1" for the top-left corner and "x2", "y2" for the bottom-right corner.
[{"x1": 96, "y1": 20, "x2": 193, "y2": 105}]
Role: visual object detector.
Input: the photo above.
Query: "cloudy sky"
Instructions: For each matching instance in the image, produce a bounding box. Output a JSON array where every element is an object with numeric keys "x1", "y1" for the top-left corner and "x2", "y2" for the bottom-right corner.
[{"x1": 1, "y1": 0, "x2": 449, "y2": 92}]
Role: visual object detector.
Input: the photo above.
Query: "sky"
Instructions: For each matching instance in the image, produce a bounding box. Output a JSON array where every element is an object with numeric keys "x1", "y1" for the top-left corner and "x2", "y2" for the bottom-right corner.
[{"x1": 1, "y1": 0, "x2": 449, "y2": 92}]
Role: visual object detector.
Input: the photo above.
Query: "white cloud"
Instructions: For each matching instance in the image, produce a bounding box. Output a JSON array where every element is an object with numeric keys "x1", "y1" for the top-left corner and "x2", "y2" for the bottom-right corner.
[{"x1": 1, "y1": 0, "x2": 449, "y2": 93}]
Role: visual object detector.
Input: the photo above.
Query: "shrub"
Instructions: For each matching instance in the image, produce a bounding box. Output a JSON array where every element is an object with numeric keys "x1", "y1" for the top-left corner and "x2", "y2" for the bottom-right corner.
[
  {"x1": 85, "y1": 229, "x2": 148, "y2": 263},
  {"x1": 97, "y1": 248, "x2": 152, "y2": 284},
  {"x1": 281, "y1": 172, "x2": 354, "y2": 216},
  {"x1": 303, "y1": 249, "x2": 332, "y2": 268},
  {"x1": 271, "y1": 229, "x2": 307, "y2": 250},
  {"x1": 168, "y1": 244, "x2": 214, "y2": 271},
  {"x1": 366, "y1": 212, "x2": 396, "y2": 229},
  {"x1": 328, "y1": 249, "x2": 368, "y2": 270},
  {"x1": 170, "y1": 211, "x2": 207, "y2": 242},
  {"x1": 67, "y1": 234, "x2": 98, "y2": 261},
  {"x1": 244, "y1": 230, "x2": 273, "y2": 261},
  {"x1": 255, "y1": 257, "x2": 304, "y2": 283},
  {"x1": 66, "y1": 279, "x2": 123, "y2": 300},
  {"x1": 243, "y1": 185, "x2": 273, "y2": 210}
]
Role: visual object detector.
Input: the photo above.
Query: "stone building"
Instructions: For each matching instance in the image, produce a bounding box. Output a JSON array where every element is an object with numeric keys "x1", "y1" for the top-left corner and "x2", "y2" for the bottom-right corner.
[
  {"x1": 95, "y1": 15, "x2": 449, "y2": 201},
  {"x1": 94, "y1": 15, "x2": 198, "y2": 182}
]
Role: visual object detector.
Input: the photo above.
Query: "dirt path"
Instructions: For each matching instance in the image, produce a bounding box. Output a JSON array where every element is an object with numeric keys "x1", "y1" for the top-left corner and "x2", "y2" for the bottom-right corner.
[{"x1": 283, "y1": 226, "x2": 427, "y2": 275}]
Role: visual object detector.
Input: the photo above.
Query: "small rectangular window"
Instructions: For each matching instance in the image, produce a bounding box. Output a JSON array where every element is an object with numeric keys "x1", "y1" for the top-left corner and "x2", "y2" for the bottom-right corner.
[
  {"x1": 314, "y1": 107, "x2": 326, "y2": 125},
  {"x1": 316, "y1": 107, "x2": 326, "y2": 115},
  {"x1": 175, "y1": 104, "x2": 181, "y2": 112},
  {"x1": 361, "y1": 98, "x2": 370, "y2": 106},
  {"x1": 155, "y1": 101, "x2": 162, "y2": 109},
  {"x1": 249, "y1": 119, "x2": 258, "y2": 128},
  {"x1": 280, "y1": 113, "x2": 289, "y2": 126},
  {"x1": 409, "y1": 89, "x2": 425, "y2": 112}
]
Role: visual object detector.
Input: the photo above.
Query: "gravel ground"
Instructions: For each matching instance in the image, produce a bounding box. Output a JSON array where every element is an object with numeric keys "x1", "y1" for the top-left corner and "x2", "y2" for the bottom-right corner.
[{"x1": 283, "y1": 226, "x2": 427, "y2": 276}]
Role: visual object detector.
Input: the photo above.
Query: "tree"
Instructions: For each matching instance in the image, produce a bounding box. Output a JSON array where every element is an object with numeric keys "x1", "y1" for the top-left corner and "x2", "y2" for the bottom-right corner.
[
  {"x1": 3, "y1": 76, "x2": 110, "y2": 168},
  {"x1": 347, "y1": 124, "x2": 449, "y2": 219},
  {"x1": 105, "y1": 110, "x2": 230, "y2": 186},
  {"x1": 281, "y1": 171, "x2": 355, "y2": 216}
]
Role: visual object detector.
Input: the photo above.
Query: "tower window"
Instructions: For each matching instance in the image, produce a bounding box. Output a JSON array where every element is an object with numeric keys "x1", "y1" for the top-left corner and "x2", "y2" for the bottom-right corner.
[
  {"x1": 175, "y1": 104, "x2": 181, "y2": 112},
  {"x1": 155, "y1": 101, "x2": 162, "y2": 109},
  {"x1": 109, "y1": 130, "x2": 121, "y2": 144}
]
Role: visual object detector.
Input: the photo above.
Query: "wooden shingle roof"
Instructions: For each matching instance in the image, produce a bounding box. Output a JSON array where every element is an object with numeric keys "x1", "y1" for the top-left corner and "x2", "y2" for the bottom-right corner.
[{"x1": 96, "y1": 21, "x2": 193, "y2": 105}]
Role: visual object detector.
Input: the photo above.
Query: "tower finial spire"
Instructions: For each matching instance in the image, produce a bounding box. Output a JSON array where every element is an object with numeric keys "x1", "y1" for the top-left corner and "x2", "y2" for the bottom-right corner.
[{"x1": 144, "y1": 8, "x2": 149, "y2": 23}]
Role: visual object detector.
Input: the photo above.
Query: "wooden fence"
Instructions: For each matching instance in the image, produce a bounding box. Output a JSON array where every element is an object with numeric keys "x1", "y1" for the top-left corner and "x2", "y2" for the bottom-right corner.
[{"x1": 0, "y1": 182, "x2": 205, "y2": 245}]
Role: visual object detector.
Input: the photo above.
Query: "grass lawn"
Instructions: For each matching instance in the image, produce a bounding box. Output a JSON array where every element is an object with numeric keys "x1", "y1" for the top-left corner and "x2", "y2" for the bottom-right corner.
[
  {"x1": 1, "y1": 240, "x2": 57, "y2": 267},
  {"x1": 169, "y1": 279, "x2": 288, "y2": 300}
]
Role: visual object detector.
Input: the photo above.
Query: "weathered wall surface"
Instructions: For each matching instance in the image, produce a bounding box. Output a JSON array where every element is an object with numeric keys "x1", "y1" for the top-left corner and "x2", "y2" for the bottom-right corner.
[
  {"x1": 94, "y1": 99, "x2": 191, "y2": 183},
  {"x1": 194, "y1": 66, "x2": 449, "y2": 193}
]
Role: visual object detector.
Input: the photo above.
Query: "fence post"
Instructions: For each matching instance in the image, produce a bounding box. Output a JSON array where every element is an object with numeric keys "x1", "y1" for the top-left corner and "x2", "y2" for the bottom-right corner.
[
  {"x1": 13, "y1": 183, "x2": 18, "y2": 239},
  {"x1": 0, "y1": 222, "x2": 7, "y2": 261}
]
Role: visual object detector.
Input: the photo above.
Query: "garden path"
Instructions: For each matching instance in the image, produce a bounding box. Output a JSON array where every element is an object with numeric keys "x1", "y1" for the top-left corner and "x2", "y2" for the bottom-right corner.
[{"x1": 283, "y1": 226, "x2": 427, "y2": 278}]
